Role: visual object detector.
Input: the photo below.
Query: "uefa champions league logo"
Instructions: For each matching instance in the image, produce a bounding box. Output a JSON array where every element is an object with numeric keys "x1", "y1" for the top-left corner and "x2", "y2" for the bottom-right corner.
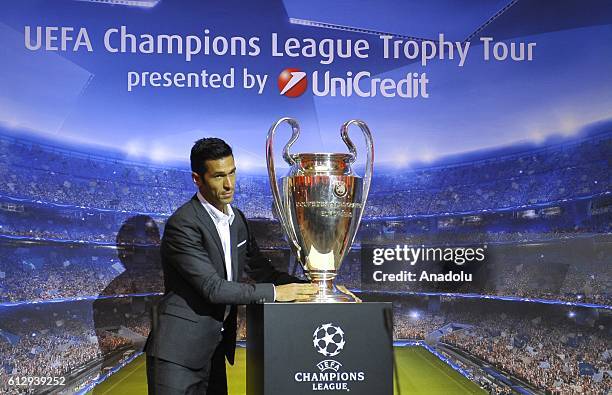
[
  {"x1": 333, "y1": 180, "x2": 348, "y2": 198},
  {"x1": 294, "y1": 323, "x2": 365, "y2": 390},
  {"x1": 313, "y1": 323, "x2": 346, "y2": 357}
]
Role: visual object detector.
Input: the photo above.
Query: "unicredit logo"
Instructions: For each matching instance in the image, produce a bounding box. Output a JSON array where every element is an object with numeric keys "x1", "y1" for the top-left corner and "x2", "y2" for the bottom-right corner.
[{"x1": 278, "y1": 68, "x2": 307, "y2": 97}]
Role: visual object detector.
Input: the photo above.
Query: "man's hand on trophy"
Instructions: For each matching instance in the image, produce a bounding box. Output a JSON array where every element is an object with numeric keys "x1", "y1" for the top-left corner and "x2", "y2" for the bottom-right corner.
[{"x1": 274, "y1": 283, "x2": 319, "y2": 302}]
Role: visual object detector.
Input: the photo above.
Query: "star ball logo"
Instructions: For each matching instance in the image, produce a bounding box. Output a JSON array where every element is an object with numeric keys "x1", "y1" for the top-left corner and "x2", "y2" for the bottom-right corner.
[
  {"x1": 313, "y1": 323, "x2": 345, "y2": 357},
  {"x1": 278, "y1": 68, "x2": 308, "y2": 97}
]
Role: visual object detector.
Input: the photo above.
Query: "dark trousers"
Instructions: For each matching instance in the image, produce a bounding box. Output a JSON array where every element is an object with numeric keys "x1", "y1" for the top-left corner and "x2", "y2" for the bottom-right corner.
[{"x1": 146, "y1": 342, "x2": 228, "y2": 395}]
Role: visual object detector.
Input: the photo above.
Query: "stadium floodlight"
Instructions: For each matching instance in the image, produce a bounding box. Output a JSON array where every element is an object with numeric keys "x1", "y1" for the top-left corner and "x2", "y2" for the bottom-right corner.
[
  {"x1": 568, "y1": 311, "x2": 576, "y2": 318},
  {"x1": 409, "y1": 310, "x2": 420, "y2": 319},
  {"x1": 125, "y1": 140, "x2": 144, "y2": 157}
]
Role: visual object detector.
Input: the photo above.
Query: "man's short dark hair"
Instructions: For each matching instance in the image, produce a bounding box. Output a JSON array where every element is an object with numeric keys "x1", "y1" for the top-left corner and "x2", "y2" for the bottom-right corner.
[{"x1": 190, "y1": 138, "x2": 233, "y2": 175}]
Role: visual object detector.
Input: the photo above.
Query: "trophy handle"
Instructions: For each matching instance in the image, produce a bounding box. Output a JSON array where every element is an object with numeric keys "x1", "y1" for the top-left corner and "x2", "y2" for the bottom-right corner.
[
  {"x1": 266, "y1": 118, "x2": 303, "y2": 262},
  {"x1": 340, "y1": 120, "x2": 374, "y2": 231}
]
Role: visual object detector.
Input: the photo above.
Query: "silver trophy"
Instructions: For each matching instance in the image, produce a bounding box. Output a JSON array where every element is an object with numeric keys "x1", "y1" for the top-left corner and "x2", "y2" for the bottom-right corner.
[{"x1": 266, "y1": 118, "x2": 374, "y2": 302}]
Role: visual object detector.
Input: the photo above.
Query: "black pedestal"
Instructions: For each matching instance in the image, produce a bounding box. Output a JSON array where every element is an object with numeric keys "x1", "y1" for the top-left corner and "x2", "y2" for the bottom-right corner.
[{"x1": 246, "y1": 302, "x2": 393, "y2": 395}]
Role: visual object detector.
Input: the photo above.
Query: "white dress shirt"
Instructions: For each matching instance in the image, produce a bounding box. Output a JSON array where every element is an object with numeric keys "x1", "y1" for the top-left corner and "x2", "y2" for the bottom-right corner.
[
  {"x1": 197, "y1": 192, "x2": 234, "y2": 323},
  {"x1": 197, "y1": 191, "x2": 234, "y2": 282},
  {"x1": 197, "y1": 192, "x2": 276, "y2": 312}
]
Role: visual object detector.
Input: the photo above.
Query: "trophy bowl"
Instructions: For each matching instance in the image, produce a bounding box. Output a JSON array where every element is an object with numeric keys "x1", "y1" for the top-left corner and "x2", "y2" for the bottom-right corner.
[{"x1": 266, "y1": 118, "x2": 373, "y2": 302}]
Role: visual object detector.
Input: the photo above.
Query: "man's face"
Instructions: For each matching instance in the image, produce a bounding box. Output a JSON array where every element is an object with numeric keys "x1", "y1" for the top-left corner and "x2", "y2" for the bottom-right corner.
[{"x1": 193, "y1": 155, "x2": 236, "y2": 212}]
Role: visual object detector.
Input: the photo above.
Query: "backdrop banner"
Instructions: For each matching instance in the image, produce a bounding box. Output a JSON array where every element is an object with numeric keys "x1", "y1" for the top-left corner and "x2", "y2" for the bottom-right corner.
[{"x1": 0, "y1": 1, "x2": 610, "y2": 394}]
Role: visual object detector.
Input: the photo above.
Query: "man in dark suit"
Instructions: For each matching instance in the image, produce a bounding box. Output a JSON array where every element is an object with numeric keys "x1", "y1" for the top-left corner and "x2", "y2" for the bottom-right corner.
[{"x1": 145, "y1": 138, "x2": 317, "y2": 394}]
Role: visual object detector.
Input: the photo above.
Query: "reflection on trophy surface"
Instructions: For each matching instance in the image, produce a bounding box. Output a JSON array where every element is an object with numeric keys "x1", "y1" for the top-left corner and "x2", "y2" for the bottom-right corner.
[{"x1": 266, "y1": 117, "x2": 374, "y2": 302}]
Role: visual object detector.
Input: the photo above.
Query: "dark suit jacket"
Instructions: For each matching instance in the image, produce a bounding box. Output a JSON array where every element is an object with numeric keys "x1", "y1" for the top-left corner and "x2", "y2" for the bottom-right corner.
[{"x1": 145, "y1": 195, "x2": 298, "y2": 369}]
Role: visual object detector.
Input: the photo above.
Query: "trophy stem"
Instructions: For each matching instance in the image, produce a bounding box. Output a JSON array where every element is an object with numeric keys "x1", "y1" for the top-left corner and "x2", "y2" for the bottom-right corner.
[{"x1": 301, "y1": 279, "x2": 355, "y2": 303}]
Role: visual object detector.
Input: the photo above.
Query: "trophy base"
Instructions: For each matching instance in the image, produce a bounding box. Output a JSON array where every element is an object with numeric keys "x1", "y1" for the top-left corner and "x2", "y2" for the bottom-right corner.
[{"x1": 298, "y1": 279, "x2": 357, "y2": 303}]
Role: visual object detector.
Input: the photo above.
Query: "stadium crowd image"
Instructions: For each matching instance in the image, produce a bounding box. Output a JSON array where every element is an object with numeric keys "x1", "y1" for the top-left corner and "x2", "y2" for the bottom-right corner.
[{"x1": 1, "y1": 0, "x2": 612, "y2": 394}]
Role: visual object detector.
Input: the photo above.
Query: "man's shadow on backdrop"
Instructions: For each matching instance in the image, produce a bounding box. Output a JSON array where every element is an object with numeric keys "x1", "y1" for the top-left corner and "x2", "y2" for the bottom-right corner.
[{"x1": 92, "y1": 215, "x2": 163, "y2": 377}]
